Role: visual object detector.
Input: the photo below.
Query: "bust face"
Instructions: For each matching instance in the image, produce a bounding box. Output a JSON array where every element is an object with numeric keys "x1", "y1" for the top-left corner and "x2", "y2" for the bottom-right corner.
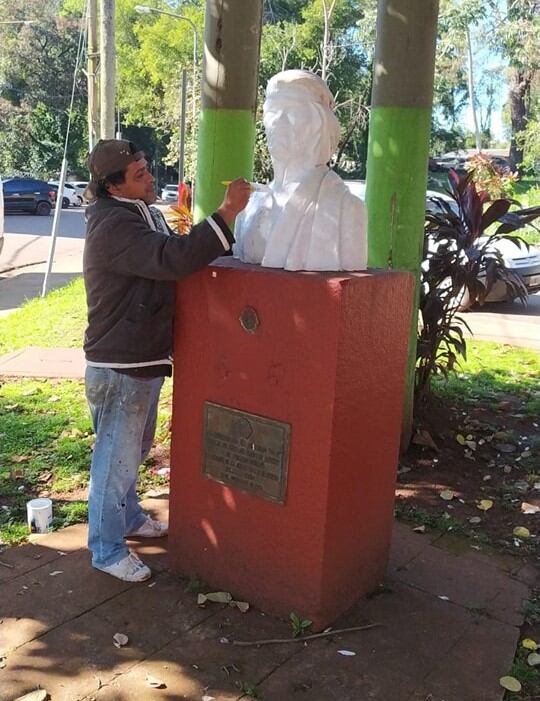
[{"x1": 263, "y1": 96, "x2": 323, "y2": 167}]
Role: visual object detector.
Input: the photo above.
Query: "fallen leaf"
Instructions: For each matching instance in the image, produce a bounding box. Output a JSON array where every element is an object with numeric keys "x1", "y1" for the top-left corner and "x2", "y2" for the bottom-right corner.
[
  {"x1": 145, "y1": 674, "x2": 166, "y2": 689},
  {"x1": 521, "y1": 638, "x2": 538, "y2": 651},
  {"x1": 469, "y1": 516, "x2": 482, "y2": 525},
  {"x1": 10, "y1": 455, "x2": 29, "y2": 463},
  {"x1": 413, "y1": 525, "x2": 426, "y2": 533},
  {"x1": 49, "y1": 571, "x2": 63, "y2": 577},
  {"x1": 413, "y1": 429, "x2": 438, "y2": 450},
  {"x1": 337, "y1": 650, "x2": 356, "y2": 656},
  {"x1": 198, "y1": 591, "x2": 232, "y2": 605},
  {"x1": 496, "y1": 443, "x2": 516, "y2": 453},
  {"x1": 37, "y1": 472, "x2": 52, "y2": 484},
  {"x1": 456, "y1": 434, "x2": 466, "y2": 445},
  {"x1": 438, "y1": 595, "x2": 450, "y2": 601},
  {"x1": 113, "y1": 632, "x2": 129, "y2": 648},
  {"x1": 439, "y1": 489, "x2": 455, "y2": 501},
  {"x1": 499, "y1": 676, "x2": 522, "y2": 692},
  {"x1": 476, "y1": 500, "x2": 493, "y2": 511},
  {"x1": 230, "y1": 600, "x2": 250, "y2": 613},
  {"x1": 521, "y1": 502, "x2": 540, "y2": 515},
  {"x1": 202, "y1": 696, "x2": 216, "y2": 701},
  {"x1": 527, "y1": 652, "x2": 540, "y2": 666},
  {"x1": 513, "y1": 526, "x2": 530, "y2": 539},
  {"x1": 465, "y1": 440, "x2": 477, "y2": 450},
  {"x1": 48, "y1": 395, "x2": 61, "y2": 403},
  {"x1": 13, "y1": 692, "x2": 48, "y2": 701}
]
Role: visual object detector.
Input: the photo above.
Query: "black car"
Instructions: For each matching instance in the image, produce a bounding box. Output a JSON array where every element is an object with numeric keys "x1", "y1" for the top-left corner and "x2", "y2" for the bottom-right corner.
[{"x1": 2, "y1": 177, "x2": 56, "y2": 216}]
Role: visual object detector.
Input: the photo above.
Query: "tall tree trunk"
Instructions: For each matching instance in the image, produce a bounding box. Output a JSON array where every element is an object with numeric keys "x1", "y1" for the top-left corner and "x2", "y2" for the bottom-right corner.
[{"x1": 508, "y1": 68, "x2": 530, "y2": 171}]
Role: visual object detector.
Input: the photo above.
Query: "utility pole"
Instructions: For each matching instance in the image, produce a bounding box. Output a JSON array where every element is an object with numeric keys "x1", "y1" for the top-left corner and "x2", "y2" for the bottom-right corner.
[
  {"x1": 100, "y1": 0, "x2": 116, "y2": 139},
  {"x1": 194, "y1": 0, "x2": 263, "y2": 222},
  {"x1": 87, "y1": 0, "x2": 100, "y2": 149},
  {"x1": 365, "y1": 0, "x2": 439, "y2": 445}
]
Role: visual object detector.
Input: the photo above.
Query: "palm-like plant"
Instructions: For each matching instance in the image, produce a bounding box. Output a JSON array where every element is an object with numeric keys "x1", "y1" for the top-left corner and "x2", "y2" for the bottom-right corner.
[{"x1": 415, "y1": 169, "x2": 540, "y2": 402}]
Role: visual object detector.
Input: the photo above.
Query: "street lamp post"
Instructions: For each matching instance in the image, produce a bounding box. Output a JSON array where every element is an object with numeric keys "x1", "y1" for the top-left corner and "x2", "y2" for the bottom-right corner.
[{"x1": 134, "y1": 5, "x2": 198, "y2": 186}]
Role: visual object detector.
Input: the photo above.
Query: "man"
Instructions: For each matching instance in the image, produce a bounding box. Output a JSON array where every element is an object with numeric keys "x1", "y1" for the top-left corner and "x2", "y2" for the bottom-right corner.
[{"x1": 83, "y1": 139, "x2": 251, "y2": 582}]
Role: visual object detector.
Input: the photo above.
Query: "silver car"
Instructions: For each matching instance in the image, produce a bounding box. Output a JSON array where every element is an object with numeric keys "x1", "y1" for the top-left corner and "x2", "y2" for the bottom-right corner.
[
  {"x1": 344, "y1": 180, "x2": 540, "y2": 302},
  {"x1": 161, "y1": 184, "x2": 178, "y2": 203}
]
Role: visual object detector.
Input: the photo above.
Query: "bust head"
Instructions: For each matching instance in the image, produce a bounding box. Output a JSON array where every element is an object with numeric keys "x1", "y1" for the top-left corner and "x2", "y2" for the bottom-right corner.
[{"x1": 263, "y1": 70, "x2": 341, "y2": 171}]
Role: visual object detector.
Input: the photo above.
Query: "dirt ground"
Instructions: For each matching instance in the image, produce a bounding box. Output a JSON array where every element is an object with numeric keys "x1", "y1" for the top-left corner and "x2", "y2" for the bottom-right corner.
[{"x1": 397, "y1": 394, "x2": 539, "y2": 656}]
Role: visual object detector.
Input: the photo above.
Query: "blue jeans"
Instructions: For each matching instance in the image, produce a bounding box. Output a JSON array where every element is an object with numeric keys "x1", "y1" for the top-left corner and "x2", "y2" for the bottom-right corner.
[{"x1": 85, "y1": 366, "x2": 164, "y2": 568}]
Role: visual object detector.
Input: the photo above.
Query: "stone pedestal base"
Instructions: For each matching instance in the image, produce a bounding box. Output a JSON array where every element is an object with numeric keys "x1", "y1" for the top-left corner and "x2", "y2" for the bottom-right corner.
[{"x1": 169, "y1": 259, "x2": 413, "y2": 628}]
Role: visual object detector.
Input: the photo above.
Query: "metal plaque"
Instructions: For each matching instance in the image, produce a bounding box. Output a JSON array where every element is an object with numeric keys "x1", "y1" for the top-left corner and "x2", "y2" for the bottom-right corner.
[{"x1": 202, "y1": 402, "x2": 290, "y2": 504}]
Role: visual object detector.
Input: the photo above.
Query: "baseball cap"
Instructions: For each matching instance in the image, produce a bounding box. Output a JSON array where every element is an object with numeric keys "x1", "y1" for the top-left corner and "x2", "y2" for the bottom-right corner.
[{"x1": 85, "y1": 139, "x2": 144, "y2": 201}]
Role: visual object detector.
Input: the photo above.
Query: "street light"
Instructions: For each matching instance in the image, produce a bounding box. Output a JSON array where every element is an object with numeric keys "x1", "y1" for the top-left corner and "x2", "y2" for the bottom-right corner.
[{"x1": 134, "y1": 5, "x2": 198, "y2": 185}]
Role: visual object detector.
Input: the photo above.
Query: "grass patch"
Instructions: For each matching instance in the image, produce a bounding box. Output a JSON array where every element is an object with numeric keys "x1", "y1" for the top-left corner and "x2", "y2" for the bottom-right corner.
[
  {"x1": 0, "y1": 277, "x2": 86, "y2": 355},
  {"x1": 394, "y1": 500, "x2": 467, "y2": 536},
  {"x1": 0, "y1": 378, "x2": 93, "y2": 545},
  {"x1": 505, "y1": 647, "x2": 540, "y2": 699},
  {"x1": 433, "y1": 341, "x2": 540, "y2": 414},
  {"x1": 0, "y1": 375, "x2": 172, "y2": 546}
]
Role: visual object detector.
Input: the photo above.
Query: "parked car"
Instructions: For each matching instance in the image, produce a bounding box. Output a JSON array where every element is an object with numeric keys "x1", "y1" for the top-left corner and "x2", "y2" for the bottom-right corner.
[
  {"x1": 49, "y1": 181, "x2": 82, "y2": 208},
  {"x1": 68, "y1": 181, "x2": 89, "y2": 203},
  {"x1": 344, "y1": 179, "x2": 540, "y2": 302},
  {"x1": 1, "y1": 177, "x2": 56, "y2": 216},
  {"x1": 0, "y1": 176, "x2": 4, "y2": 256},
  {"x1": 161, "y1": 184, "x2": 178, "y2": 202}
]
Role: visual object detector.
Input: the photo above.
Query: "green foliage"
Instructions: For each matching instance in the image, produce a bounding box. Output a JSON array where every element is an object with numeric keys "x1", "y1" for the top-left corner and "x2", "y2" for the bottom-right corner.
[
  {"x1": 0, "y1": 0, "x2": 88, "y2": 177},
  {"x1": 289, "y1": 611, "x2": 313, "y2": 637},
  {"x1": 416, "y1": 170, "x2": 537, "y2": 402},
  {"x1": 465, "y1": 152, "x2": 518, "y2": 199},
  {"x1": 0, "y1": 277, "x2": 86, "y2": 356}
]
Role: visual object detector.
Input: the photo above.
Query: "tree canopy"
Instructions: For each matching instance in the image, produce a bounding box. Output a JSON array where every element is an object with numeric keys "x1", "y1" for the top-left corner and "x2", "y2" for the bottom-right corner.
[{"x1": 0, "y1": 0, "x2": 538, "y2": 180}]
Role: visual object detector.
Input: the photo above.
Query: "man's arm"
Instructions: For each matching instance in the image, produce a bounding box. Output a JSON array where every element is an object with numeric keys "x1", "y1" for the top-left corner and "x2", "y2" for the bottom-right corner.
[{"x1": 101, "y1": 179, "x2": 252, "y2": 281}]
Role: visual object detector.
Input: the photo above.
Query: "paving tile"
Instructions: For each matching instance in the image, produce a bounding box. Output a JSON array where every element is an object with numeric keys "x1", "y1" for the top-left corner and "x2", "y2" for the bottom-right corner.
[
  {"x1": 0, "y1": 541, "x2": 68, "y2": 584},
  {"x1": 91, "y1": 571, "x2": 216, "y2": 643},
  {"x1": 0, "y1": 549, "x2": 131, "y2": 654},
  {"x1": 0, "y1": 608, "x2": 165, "y2": 701},
  {"x1": 409, "y1": 615, "x2": 519, "y2": 701},
  {"x1": 388, "y1": 521, "x2": 437, "y2": 573},
  {"x1": 259, "y1": 637, "x2": 419, "y2": 701},
  {"x1": 392, "y1": 541, "x2": 528, "y2": 625},
  {"x1": 331, "y1": 579, "x2": 475, "y2": 680},
  {"x1": 28, "y1": 522, "x2": 87, "y2": 552},
  {"x1": 0, "y1": 346, "x2": 85, "y2": 379},
  {"x1": 89, "y1": 607, "x2": 299, "y2": 701}
]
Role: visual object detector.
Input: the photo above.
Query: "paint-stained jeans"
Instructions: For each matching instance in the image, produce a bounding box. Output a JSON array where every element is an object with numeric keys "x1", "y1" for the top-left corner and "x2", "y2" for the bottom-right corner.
[{"x1": 85, "y1": 366, "x2": 164, "y2": 568}]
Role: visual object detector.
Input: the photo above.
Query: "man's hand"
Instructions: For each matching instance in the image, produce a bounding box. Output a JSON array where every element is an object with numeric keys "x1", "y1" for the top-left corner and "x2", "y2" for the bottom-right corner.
[{"x1": 217, "y1": 178, "x2": 252, "y2": 226}]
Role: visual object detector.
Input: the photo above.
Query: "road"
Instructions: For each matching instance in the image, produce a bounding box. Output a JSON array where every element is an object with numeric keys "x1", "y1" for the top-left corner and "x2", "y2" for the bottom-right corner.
[{"x1": 0, "y1": 208, "x2": 539, "y2": 350}]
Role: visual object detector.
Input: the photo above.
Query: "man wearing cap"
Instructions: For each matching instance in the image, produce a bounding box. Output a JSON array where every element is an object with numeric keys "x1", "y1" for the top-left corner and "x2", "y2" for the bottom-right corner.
[{"x1": 83, "y1": 139, "x2": 251, "y2": 582}]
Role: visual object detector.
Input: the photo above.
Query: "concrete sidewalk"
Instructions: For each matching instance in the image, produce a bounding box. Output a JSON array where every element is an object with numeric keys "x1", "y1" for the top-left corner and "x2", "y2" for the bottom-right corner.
[
  {"x1": 0, "y1": 498, "x2": 532, "y2": 701},
  {"x1": 0, "y1": 233, "x2": 85, "y2": 318}
]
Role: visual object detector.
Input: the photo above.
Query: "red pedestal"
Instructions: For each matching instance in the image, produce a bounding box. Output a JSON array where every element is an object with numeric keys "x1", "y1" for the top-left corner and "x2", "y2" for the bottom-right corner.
[{"x1": 169, "y1": 259, "x2": 413, "y2": 628}]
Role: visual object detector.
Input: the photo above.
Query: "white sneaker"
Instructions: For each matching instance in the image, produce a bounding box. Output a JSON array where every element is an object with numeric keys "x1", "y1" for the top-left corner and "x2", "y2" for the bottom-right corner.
[
  {"x1": 126, "y1": 516, "x2": 168, "y2": 538},
  {"x1": 96, "y1": 552, "x2": 151, "y2": 582}
]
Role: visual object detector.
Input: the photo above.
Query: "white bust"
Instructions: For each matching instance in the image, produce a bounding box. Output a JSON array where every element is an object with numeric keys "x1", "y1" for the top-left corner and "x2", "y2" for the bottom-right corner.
[{"x1": 234, "y1": 69, "x2": 367, "y2": 271}]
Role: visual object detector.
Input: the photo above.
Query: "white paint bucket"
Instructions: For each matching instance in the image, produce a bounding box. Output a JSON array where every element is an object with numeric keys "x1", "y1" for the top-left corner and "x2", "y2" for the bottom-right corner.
[{"x1": 26, "y1": 498, "x2": 53, "y2": 534}]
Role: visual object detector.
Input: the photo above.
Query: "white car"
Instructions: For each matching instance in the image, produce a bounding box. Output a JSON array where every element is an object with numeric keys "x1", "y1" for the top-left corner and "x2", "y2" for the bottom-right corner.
[
  {"x1": 68, "y1": 181, "x2": 89, "y2": 203},
  {"x1": 161, "y1": 184, "x2": 178, "y2": 203},
  {"x1": 344, "y1": 179, "x2": 540, "y2": 302},
  {"x1": 49, "y1": 181, "x2": 82, "y2": 208}
]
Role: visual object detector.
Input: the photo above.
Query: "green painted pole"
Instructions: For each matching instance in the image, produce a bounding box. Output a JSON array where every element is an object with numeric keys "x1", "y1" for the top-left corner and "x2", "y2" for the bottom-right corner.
[
  {"x1": 365, "y1": 0, "x2": 439, "y2": 445},
  {"x1": 194, "y1": 0, "x2": 263, "y2": 222}
]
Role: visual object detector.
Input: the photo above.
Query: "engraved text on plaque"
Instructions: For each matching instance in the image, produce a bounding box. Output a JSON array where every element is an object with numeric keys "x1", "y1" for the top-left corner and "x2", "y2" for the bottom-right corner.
[{"x1": 202, "y1": 402, "x2": 290, "y2": 504}]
